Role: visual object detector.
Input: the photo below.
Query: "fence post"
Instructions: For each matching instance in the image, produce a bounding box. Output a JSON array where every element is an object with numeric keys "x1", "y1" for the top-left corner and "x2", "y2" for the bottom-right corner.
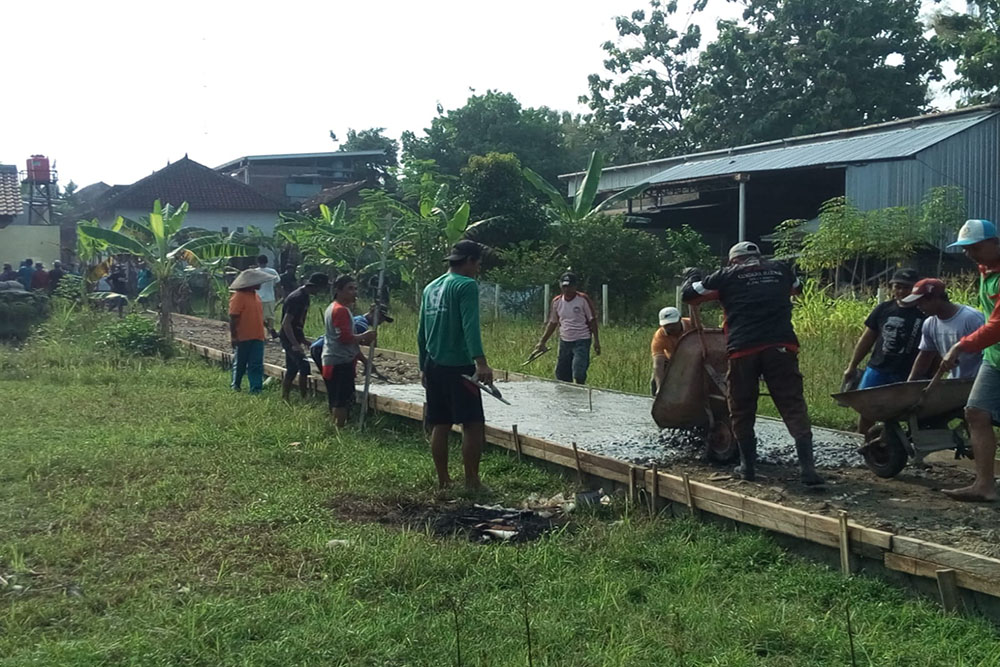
[
  {"x1": 675, "y1": 285, "x2": 682, "y2": 308},
  {"x1": 602, "y1": 283, "x2": 609, "y2": 325},
  {"x1": 494, "y1": 283, "x2": 500, "y2": 320},
  {"x1": 543, "y1": 284, "x2": 550, "y2": 323}
]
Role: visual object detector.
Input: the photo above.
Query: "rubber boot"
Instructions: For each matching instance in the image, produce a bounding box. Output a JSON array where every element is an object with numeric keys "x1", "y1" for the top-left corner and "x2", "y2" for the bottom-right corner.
[
  {"x1": 796, "y1": 437, "x2": 825, "y2": 486},
  {"x1": 733, "y1": 438, "x2": 757, "y2": 481}
]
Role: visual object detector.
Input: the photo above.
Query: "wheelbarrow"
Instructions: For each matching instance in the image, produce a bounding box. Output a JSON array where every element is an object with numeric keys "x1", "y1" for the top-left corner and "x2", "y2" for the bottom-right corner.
[
  {"x1": 831, "y1": 377, "x2": 974, "y2": 478},
  {"x1": 650, "y1": 326, "x2": 739, "y2": 463}
]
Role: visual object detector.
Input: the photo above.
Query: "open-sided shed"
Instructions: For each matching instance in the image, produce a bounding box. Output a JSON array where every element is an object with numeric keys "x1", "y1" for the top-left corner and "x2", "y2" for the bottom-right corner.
[{"x1": 560, "y1": 105, "x2": 1000, "y2": 256}]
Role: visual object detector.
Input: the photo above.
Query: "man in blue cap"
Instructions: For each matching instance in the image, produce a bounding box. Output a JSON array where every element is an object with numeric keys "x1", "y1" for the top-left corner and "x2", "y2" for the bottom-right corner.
[{"x1": 939, "y1": 219, "x2": 1000, "y2": 502}]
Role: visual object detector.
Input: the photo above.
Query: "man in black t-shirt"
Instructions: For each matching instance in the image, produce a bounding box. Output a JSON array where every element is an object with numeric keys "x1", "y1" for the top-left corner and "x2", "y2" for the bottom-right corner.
[
  {"x1": 843, "y1": 268, "x2": 924, "y2": 433},
  {"x1": 279, "y1": 272, "x2": 329, "y2": 401},
  {"x1": 278, "y1": 265, "x2": 298, "y2": 300}
]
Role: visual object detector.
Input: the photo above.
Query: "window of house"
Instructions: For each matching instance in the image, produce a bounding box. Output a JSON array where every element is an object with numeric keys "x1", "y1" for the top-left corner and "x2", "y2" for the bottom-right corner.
[
  {"x1": 221, "y1": 226, "x2": 229, "y2": 235},
  {"x1": 237, "y1": 227, "x2": 244, "y2": 234}
]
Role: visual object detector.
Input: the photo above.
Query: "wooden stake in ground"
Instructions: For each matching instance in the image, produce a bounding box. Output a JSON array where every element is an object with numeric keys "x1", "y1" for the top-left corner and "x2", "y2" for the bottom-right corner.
[
  {"x1": 512, "y1": 424, "x2": 522, "y2": 463},
  {"x1": 936, "y1": 569, "x2": 959, "y2": 613},
  {"x1": 359, "y1": 219, "x2": 394, "y2": 429},
  {"x1": 839, "y1": 511, "x2": 852, "y2": 577},
  {"x1": 682, "y1": 472, "x2": 697, "y2": 518},
  {"x1": 571, "y1": 442, "x2": 584, "y2": 487},
  {"x1": 650, "y1": 464, "x2": 659, "y2": 515}
]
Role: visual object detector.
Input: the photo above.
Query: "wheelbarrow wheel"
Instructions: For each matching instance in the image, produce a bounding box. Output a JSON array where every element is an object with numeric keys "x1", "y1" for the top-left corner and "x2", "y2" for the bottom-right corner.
[
  {"x1": 862, "y1": 422, "x2": 908, "y2": 478},
  {"x1": 704, "y1": 421, "x2": 739, "y2": 464}
]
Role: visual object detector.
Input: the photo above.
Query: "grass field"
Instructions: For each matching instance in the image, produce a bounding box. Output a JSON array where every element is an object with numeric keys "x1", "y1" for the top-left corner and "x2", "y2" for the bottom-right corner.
[{"x1": 2, "y1": 308, "x2": 1000, "y2": 664}]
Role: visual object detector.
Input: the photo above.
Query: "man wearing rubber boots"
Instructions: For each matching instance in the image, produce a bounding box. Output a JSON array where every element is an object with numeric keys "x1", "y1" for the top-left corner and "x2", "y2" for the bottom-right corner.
[
  {"x1": 938, "y1": 219, "x2": 1000, "y2": 502},
  {"x1": 682, "y1": 242, "x2": 823, "y2": 485}
]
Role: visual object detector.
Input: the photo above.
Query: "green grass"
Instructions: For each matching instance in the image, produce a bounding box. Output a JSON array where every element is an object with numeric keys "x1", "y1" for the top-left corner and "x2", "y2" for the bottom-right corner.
[{"x1": 2, "y1": 309, "x2": 999, "y2": 664}]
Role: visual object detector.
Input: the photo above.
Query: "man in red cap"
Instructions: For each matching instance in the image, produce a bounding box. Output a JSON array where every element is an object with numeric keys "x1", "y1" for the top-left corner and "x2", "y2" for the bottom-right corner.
[
  {"x1": 904, "y1": 278, "x2": 984, "y2": 381},
  {"x1": 940, "y1": 219, "x2": 1000, "y2": 501}
]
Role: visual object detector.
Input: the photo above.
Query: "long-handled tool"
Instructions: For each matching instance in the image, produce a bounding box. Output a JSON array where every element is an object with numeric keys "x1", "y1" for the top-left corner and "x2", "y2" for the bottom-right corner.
[
  {"x1": 689, "y1": 304, "x2": 728, "y2": 395},
  {"x1": 521, "y1": 345, "x2": 549, "y2": 366},
  {"x1": 461, "y1": 375, "x2": 512, "y2": 405}
]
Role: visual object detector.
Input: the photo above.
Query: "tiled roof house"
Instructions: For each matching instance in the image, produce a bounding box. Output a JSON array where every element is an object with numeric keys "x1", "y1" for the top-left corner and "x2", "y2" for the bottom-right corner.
[{"x1": 0, "y1": 164, "x2": 23, "y2": 227}]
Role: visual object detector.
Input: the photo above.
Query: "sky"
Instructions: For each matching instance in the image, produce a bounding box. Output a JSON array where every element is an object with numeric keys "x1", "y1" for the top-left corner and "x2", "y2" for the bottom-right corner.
[{"x1": 2, "y1": 0, "x2": 965, "y2": 189}]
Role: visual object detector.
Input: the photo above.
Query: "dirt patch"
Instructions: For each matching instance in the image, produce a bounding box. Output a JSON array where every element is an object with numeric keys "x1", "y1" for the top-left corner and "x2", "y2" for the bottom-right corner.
[
  {"x1": 328, "y1": 494, "x2": 567, "y2": 544},
  {"x1": 170, "y1": 313, "x2": 422, "y2": 384}
]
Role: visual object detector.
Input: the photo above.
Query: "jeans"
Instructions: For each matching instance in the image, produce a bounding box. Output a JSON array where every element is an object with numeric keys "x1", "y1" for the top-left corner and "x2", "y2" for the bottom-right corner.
[
  {"x1": 556, "y1": 338, "x2": 591, "y2": 384},
  {"x1": 232, "y1": 340, "x2": 264, "y2": 393}
]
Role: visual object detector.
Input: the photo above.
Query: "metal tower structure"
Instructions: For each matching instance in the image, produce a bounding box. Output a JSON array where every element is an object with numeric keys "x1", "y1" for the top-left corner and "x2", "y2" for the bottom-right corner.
[{"x1": 22, "y1": 155, "x2": 57, "y2": 225}]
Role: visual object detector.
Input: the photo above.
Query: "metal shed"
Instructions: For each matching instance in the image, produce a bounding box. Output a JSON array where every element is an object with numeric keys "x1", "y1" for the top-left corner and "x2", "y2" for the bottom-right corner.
[{"x1": 560, "y1": 105, "x2": 1000, "y2": 255}]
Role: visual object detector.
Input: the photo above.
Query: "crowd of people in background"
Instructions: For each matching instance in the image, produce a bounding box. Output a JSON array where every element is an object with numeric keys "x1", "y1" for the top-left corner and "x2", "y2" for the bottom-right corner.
[{"x1": 1, "y1": 258, "x2": 69, "y2": 293}]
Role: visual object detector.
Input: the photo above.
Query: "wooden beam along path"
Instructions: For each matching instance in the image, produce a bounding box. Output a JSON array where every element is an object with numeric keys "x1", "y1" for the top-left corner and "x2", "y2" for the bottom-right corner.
[{"x1": 173, "y1": 333, "x2": 1000, "y2": 605}]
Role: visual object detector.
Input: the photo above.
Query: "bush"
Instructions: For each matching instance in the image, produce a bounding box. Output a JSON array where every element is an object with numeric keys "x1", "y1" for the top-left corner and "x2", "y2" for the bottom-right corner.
[
  {"x1": 99, "y1": 315, "x2": 173, "y2": 357},
  {"x1": 0, "y1": 290, "x2": 50, "y2": 340}
]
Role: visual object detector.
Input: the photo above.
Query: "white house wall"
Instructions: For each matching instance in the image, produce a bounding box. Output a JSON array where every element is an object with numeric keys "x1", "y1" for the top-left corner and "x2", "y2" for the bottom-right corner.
[{"x1": 111, "y1": 209, "x2": 279, "y2": 235}]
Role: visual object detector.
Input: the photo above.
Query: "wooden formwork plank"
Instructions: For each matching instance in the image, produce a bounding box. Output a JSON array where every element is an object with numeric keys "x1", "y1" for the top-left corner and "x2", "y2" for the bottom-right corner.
[
  {"x1": 885, "y1": 552, "x2": 1000, "y2": 598},
  {"x1": 892, "y1": 536, "x2": 1000, "y2": 581}
]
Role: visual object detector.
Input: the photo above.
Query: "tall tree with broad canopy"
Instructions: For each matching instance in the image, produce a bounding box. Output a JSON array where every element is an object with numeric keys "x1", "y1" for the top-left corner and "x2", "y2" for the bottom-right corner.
[
  {"x1": 331, "y1": 127, "x2": 400, "y2": 188},
  {"x1": 934, "y1": 0, "x2": 1000, "y2": 104},
  {"x1": 401, "y1": 91, "x2": 576, "y2": 183},
  {"x1": 582, "y1": 0, "x2": 705, "y2": 161},
  {"x1": 689, "y1": 0, "x2": 943, "y2": 147}
]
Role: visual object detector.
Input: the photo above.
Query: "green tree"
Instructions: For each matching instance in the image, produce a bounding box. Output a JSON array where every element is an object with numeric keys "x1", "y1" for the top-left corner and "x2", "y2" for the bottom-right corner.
[
  {"x1": 460, "y1": 152, "x2": 550, "y2": 248},
  {"x1": 333, "y1": 127, "x2": 400, "y2": 188},
  {"x1": 689, "y1": 0, "x2": 942, "y2": 147},
  {"x1": 934, "y1": 1, "x2": 1000, "y2": 103},
  {"x1": 582, "y1": 0, "x2": 704, "y2": 161},
  {"x1": 401, "y1": 91, "x2": 574, "y2": 183},
  {"x1": 77, "y1": 201, "x2": 255, "y2": 335}
]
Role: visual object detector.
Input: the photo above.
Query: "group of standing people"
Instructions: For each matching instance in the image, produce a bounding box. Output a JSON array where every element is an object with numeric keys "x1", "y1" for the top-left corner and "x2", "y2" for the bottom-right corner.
[{"x1": 1, "y1": 259, "x2": 66, "y2": 292}]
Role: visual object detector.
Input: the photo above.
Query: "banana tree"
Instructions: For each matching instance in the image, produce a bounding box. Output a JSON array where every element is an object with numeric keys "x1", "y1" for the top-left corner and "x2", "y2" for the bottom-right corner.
[
  {"x1": 77, "y1": 200, "x2": 256, "y2": 335},
  {"x1": 523, "y1": 151, "x2": 651, "y2": 224}
]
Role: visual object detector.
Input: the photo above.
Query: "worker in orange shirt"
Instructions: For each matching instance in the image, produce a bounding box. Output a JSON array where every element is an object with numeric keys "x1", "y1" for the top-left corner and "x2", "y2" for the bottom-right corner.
[
  {"x1": 228, "y1": 268, "x2": 271, "y2": 394},
  {"x1": 650, "y1": 306, "x2": 692, "y2": 396}
]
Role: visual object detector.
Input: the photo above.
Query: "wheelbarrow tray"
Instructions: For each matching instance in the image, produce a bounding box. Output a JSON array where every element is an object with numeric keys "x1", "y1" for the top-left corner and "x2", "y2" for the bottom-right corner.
[
  {"x1": 651, "y1": 328, "x2": 729, "y2": 429},
  {"x1": 831, "y1": 377, "x2": 973, "y2": 423}
]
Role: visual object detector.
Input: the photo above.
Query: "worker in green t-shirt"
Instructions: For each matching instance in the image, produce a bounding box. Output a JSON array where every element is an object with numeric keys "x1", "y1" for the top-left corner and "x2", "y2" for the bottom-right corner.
[
  {"x1": 418, "y1": 239, "x2": 495, "y2": 491},
  {"x1": 940, "y1": 219, "x2": 1000, "y2": 502}
]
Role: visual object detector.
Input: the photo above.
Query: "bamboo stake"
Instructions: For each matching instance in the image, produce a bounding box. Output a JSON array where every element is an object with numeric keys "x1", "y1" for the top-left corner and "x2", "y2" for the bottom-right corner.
[
  {"x1": 839, "y1": 511, "x2": 852, "y2": 577},
  {"x1": 628, "y1": 465, "x2": 637, "y2": 506},
  {"x1": 512, "y1": 424, "x2": 523, "y2": 463}
]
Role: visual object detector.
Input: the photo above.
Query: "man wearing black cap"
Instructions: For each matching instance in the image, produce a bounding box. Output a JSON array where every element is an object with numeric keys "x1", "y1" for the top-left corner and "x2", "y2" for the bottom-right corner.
[
  {"x1": 682, "y1": 241, "x2": 823, "y2": 485},
  {"x1": 279, "y1": 272, "x2": 330, "y2": 402},
  {"x1": 533, "y1": 271, "x2": 600, "y2": 384},
  {"x1": 418, "y1": 239, "x2": 494, "y2": 491},
  {"x1": 843, "y1": 268, "x2": 925, "y2": 434}
]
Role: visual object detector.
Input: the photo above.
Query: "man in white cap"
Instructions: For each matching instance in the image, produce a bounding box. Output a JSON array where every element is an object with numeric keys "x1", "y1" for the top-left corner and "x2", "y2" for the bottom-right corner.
[
  {"x1": 650, "y1": 306, "x2": 692, "y2": 396},
  {"x1": 681, "y1": 241, "x2": 823, "y2": 485},
  {"x1": 938, "y1": 219, "x2": 1000, "y2": 501},
  {"x1": 533, "y1": 271, "x2": 601, "y2": 385}
]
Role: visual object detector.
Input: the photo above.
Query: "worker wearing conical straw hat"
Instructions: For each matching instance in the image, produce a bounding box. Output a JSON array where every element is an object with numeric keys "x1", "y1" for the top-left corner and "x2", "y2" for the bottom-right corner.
[{"x1": 229, "y1": 268, "x2": 272, "y2": 394}]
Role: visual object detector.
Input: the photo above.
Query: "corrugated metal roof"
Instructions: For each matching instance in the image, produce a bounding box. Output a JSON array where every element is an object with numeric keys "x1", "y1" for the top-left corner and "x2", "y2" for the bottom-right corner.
[{"x1": 644, "y1": 111, "x2": 998, "y2": 186}]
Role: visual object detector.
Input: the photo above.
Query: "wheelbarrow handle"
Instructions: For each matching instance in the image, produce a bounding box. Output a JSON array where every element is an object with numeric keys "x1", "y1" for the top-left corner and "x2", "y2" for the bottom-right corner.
[{"x1": 910, "y1": 366, "x2": 948, "y2": 413}]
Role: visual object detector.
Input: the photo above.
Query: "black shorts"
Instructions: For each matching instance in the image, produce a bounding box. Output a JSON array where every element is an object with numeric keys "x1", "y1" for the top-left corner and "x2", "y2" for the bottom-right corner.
[
  {"x1": 323, "y1": 363, "x2": 356, "y2": 409},
  {"x1": 283, "y1": 347, "x2": 311, "y2": 380},
  {"x1": 424, "y1": 361, "x2": 485, "y2": 426}
]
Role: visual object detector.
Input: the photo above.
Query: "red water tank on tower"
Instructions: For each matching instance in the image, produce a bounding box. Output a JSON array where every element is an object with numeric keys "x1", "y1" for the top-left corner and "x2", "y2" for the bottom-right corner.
[{"x1": 26, "y1": 155, "x2": 50, "y2": 183}]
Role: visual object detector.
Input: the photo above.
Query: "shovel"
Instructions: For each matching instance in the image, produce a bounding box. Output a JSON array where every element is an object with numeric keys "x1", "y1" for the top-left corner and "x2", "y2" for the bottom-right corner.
[
  {"x1": 689, "y1": 304, "x2": 728, "y2": 395},
  {"x1": 461, "y1": 375, "x2": 512, "y2": 405}
]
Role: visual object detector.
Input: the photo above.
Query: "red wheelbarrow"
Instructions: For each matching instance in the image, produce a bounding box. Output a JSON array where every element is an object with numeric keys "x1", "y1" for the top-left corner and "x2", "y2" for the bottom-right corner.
[
  {"x1": 831, "y1": 377, "x2": 974, "y2": 478},
  {"x1": 650, "y1": 326, "x2": 739, "y2": 463}
]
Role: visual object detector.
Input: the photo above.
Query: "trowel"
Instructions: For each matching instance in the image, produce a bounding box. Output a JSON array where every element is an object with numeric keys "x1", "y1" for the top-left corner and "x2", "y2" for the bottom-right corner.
[{"x1": 461, "y1": 375, "x2": 512, "y2": 405}]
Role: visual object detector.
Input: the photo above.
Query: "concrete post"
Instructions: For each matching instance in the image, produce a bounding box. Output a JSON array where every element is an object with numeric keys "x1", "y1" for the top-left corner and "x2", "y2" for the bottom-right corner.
[
  {"x1": 738, "y1": 179, "x2": 747, "y2": 243},
  {"x1": 543, "y1": 284, "x2": 550, "y2": 323},
  {"x1": 602, "y1": 283, "x2": 609, "y2": 325}
]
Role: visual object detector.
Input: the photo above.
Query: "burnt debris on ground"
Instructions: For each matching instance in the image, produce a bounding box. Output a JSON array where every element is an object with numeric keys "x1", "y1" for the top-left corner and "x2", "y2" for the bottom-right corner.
[{"x1": 328, "y1": 494, "x2": 568, "y2": 544}]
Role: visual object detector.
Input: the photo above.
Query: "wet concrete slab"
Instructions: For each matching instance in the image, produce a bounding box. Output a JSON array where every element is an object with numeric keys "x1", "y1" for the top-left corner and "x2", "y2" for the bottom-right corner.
[{"x1": 365, "y1": 379, "x2": 863, "y2": 469}]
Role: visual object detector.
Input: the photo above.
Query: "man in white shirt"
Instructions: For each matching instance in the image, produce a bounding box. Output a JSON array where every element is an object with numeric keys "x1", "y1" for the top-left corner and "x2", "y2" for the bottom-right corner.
[
  {"x1": 255, "y1": 255, "x2": 280, "y2": 339},
  {"x1": 905, "y1": 278, "x2": 985, "y2": 381},
  {"x1": 533, "y1": 272, "x2": 600, "y2": 384}
]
